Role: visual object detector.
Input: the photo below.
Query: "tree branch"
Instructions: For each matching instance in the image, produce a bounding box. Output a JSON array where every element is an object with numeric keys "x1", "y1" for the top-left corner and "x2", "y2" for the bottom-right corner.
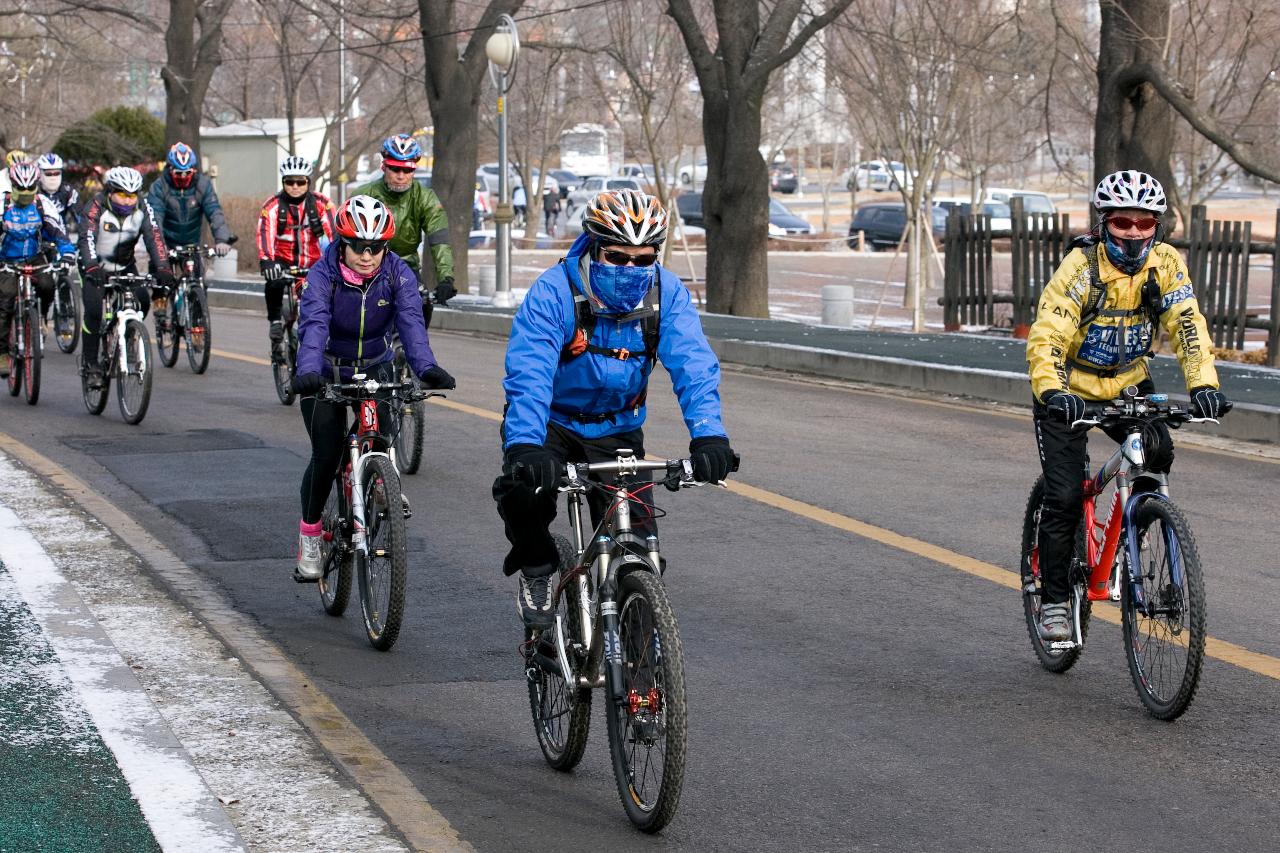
[{"x1": 750, "y1": 0, "x2": 854, "y2": 87}]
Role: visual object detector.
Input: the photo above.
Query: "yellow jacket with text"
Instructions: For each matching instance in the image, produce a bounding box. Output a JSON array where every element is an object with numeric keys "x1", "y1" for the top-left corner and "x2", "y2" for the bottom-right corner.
[{"x1": 1027, "y1": 241, "x2": 1218, "y2": 402}]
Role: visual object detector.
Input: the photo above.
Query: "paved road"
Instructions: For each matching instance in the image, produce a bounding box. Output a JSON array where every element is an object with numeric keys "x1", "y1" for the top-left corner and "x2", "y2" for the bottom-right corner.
[{"x1": 4, "y1": 309, "x2": 1280, "y2": 851}]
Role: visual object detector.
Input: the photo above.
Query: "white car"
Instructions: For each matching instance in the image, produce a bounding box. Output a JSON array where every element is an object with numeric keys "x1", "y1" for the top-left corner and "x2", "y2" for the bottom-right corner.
[
  {"x1": 985, "y1": 187, "x2": 1057, "y2": 215},
  {"x1": 566, "y1": 176, "x2": 644, "y2": 212},
  {"x1": 676, "y1": 158, "x2": 708, "y2": 187},
  {"x1": 844, "y1": 160, "x2": 911, "y2": 192}
]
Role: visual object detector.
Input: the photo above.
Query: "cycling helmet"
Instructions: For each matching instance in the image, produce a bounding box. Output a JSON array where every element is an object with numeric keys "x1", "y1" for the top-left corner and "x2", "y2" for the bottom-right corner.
[
  {"x1": 335, "y1": 195, "x2": 395, "y2": 241},
  {"x1": 37, "y1": 152, "x2": 64, "y2": 192},
  {"x1": 380, "y1": 133, "x2": 422, "y2": 168},
  {"x1": 167, "y1": 141, "x2": 198, "y2": 188},
  {"x1": 1093, "y1": 170, "x2": 1167, "y2": 214},
  {"x1": 8, "y1": 161, "x2": 41, "y2": 191},
  {"x1": 583, "y1": 188, "x2": 668, "y2": 247},
  {"x1": 36, "y1": 152, "x2": 63, "y2": 171},
  {"x1": 103, "y1": 166, "x2": 143, "y2": 216},
  {"x1": 5, "y1": 150, "x2": 30, "y2": 168},
  {"x1": 280, "y1": 155, "x2": 313, "y2": 178}
]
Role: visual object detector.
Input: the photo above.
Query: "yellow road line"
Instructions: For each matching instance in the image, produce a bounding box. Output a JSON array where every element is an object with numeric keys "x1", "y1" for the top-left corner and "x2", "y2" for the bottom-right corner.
[
  {"x1": 213, "y1": 347, "x2": 271, "y2": 366},
  {"x1": 0, "y1": 432, "x2": 474, "y2": 853},
  {"x1": 212, "y1": 339, "x2": 1280, "y2": 680}
]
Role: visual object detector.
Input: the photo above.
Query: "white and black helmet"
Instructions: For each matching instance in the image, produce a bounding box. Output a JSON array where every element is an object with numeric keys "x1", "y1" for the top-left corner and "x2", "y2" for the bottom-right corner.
[
  {"x1": 103, "y1": 166, "x2": 144, "y2": 194},
  {"x1": 280, "y1": 156, "x2": 313, "y2": 178},
  {"x1": 37, "y1": 152, "x2": 64, "y2": 171},
  {"x1": 1093, "y1": 170, "x2": 1167, "y2": 214},
  {"x1": 583, "y1": 188, "x2": 668, "y2": 247},
  {"x1": 8, "y1": 161, "x2": 41, "y2": 191}
]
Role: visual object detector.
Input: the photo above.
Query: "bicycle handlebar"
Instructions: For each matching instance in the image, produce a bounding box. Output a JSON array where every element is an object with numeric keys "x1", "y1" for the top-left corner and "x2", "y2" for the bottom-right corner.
[
  {"x1": 321, "y1": 376, "x2": 444, "y2": 403},
  {"x1": 0, "y1": 259, "x2": 68, "y2": 276},
  {"x1": 169, "y1": 244, "x2": 218, "y2": 261},
  {"x1": 104, "y1": 272, "x2": 155, "y2": 287},
  {"x1": 1069, "y1": 390, "x2": 1219, "y2": 430},
  {"x1": 549, "y1": 451, "x2": 742, "y2": 493}
]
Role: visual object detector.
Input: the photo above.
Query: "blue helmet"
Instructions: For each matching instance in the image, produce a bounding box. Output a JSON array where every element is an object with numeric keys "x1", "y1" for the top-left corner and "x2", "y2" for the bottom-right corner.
[
  {"x1": 167, "y1": 141, "x2": 198, "y2": 171},
  {"x1": 380, "y1": 134, "x2": 421, "y2": 168}
]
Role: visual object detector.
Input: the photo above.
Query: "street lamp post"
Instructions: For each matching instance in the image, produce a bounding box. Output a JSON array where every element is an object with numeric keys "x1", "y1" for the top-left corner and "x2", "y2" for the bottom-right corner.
[{"x1": 486, "y1": 14, "x2": 520, "y2": 309}]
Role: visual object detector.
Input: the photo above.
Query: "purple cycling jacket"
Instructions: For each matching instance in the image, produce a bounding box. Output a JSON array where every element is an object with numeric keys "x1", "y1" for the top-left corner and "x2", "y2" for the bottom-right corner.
[{"x1": 296, "y1": 241, "x2": 438, "y2": 379}]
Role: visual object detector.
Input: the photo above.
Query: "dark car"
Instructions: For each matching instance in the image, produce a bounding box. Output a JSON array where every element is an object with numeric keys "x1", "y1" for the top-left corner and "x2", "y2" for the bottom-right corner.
[
  {"x1": 768, "y1": 198, "x2": 811, "y2": 235},
  {"x1": 769, "y1": 162, "x2": 798, "y2": 194},
  {"x1": 676, "y1": 191, "x2": 704, "y2": 228},
  {"x1": 847, "y1": 202, "x2": 947, "y2": 250},
  {"x1": 548, "y1": 169, "x2": 579, "y2": 199}
]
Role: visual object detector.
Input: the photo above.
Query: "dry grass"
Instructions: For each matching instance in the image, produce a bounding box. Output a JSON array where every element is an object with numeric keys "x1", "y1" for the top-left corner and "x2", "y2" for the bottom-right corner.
[
  {"x1": 221, "y1": 195, "x2": 265, "y2": 273},
  {"x1": 1212, "y1": 345, "x2": 1273, "y2": 365}
]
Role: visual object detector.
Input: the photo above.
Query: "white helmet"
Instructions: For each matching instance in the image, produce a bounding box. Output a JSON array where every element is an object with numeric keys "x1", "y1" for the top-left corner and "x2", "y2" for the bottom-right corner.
[
  {"x1": 37, "y1": 152, "x2": 64, "y2": 193},
  {"x1": 103, "y1": 166, "x2": 144, "y2": 194},
  {"x1": 280, "y1": 156, "x2": 313, "y2": 178},
  {"x1": 1093, "y1": 170, "x2": 1166, "y2": 214},
  {"x1": 583, "y1": 188, "x2": 668, "y2": 247}
]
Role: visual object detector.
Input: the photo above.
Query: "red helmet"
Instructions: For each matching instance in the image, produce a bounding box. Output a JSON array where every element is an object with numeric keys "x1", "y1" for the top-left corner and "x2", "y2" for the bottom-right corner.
[{"x1": 335, "y1": 195, "x2": 395, "y2": 241}]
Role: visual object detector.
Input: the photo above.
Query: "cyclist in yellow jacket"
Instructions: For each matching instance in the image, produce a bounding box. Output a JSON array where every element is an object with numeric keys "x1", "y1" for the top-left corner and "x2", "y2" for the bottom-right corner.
[{"x1": 1026, "y1": 169, "x2": 1230, "y2": 642}]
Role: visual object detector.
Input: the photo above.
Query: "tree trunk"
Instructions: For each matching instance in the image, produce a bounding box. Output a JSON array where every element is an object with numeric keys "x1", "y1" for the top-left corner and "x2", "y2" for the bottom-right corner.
[
  {"x1": 161, "y1": 0, "x2": 233, "y2": 153},
  {"x1": 1094, "y1": 0, "x2": 1175, "y2": 202},
  {"x1": 701, "y1": 87, "x2": 771, "y2": 317}
]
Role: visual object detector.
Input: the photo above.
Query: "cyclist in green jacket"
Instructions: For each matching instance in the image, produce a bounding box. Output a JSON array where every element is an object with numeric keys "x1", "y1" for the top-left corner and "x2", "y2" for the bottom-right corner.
[{"x1": 356, "y1": 134, "x2": 455, "y2": 325}]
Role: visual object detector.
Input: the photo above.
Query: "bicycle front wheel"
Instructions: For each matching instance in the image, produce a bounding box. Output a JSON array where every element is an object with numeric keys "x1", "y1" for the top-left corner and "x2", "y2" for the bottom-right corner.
[
  {"x1": 156, "y1": 297, "x2": 180, "y2": 367},
  {"x1": 53, "y1": 277, "x2": 80, "y2": 354},
  {"x1": 1121, "y1": 498, "x2": 1206, "y2": 720},
  {"x1": 1020, "y1": 477, "x2": 1090, "y2": 673},
  {"x1": 184, "y1": 285, "x2": 211, "y2": 374},
  {"x1": 527, "y1": 535, "x2": 592, "y2": 771},
  {"x1": 606, "y1": 569, "x2": 687, "y2": 833},
  {"x1": 22, "y1": 304, "x2": 40, "y2": 405},
  {"x1": 115, "y1": 318, "x2": 152, "y2": 425},
  {"x1": 396, "y1": 399, "x2": 425, "y2": 475},
  {"x1": 318, "y1": 485, "x2": 352, "y2": 616},
  {"x1": 356, "y1": 455, "x2": 407, "y2": 651}
]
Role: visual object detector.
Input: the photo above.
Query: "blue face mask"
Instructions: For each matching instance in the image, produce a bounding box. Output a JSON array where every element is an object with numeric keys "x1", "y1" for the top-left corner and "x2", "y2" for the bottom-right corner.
[
  {"x1": 1102, "y1": 227, "x2": 1154, "y2": 275},
  {"x1": 588, "y1": 259, "x2": 656, "y2": 314}
]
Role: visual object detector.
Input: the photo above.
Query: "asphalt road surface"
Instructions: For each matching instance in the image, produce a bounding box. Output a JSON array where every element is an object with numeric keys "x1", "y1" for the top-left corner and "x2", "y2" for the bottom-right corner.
[{"x1": 4, "y1": 308, "x2": 1279, "y2": 852}]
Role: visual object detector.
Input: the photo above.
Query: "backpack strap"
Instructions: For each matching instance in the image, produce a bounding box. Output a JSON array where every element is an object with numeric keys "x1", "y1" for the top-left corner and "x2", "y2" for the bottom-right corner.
[{"x1": 1079, "y1": 243, "x2": 1106, "y2": 326}]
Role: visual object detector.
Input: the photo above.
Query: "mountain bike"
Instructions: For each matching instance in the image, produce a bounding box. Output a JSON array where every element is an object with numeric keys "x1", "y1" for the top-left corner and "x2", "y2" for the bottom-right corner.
[
  {"x1": 524, "y1": 451, "x2": 736, "y2": 832},
  {"x1": 2, "y1": 255, "x2": 68, "y2": 406},
  {"x1": 272, "y1": 265, "x2": 309, "y2": 405},
  {"x1": 44, "y1": 243, "x2": 80, "y2": 354},
  {"x1": 390, "y1": 342, "x2": 425, "y2": 474},
  {"x1": 1020, "y1": 386, "x2": 1218, "y2": 720},
  {"x1": 155, "y1": 244, "x2": 213, "y2": 374},
  {"x1": 81, "y1": 273, "x2": 153, "y2": 425},
  {"x1": 313, "y1": 374, "x2": 441, "y2": 651}
]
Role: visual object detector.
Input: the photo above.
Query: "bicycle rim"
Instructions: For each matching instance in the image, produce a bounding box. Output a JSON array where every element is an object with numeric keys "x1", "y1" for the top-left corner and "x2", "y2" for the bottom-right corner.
[
  {"x1": 82, "y1": 351, "x2": 110, "y2": 415},
  {"x1": 606, "y1": 570, "x2": 687, "y2": 833},
  {"x1": 527, "y1": 536, "x2": 591, "y2": 770},
  {"x1": 1122, "y1": 499, "x2": 1206, "y2": 720},
  {"x1": 116, "y1": 319, "x2": 152, "y2": 424},
  {"x1": 318, "y1": 485, "x2": 352, "y2": 616},
  {"x1": 357, "y1": 456, "x2": 407, "y2": 651},
  {"x1": 397, "y1": 400, "x2": 425, "y2": 475},
  {"x1": 185, "y1": 286, "x2": 211, "y2": 374},
  {"x1": 22, "y1": 306, "x2": 39, "y2": 405},
  {"x1": 1019, "y1": 477, "x2": 1089, "y2": 673},
  {"x1": 273, "y1": 336, "x2": 296, "y2": 405}
]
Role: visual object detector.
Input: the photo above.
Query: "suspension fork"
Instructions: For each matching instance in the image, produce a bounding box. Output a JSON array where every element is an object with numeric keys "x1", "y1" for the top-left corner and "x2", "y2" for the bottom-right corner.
[{"x1": 347, "y1": 438, "x2": 368, "y2": 558}]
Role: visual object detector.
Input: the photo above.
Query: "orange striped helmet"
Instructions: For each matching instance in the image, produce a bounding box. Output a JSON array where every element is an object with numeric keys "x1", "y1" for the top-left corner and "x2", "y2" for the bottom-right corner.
[{"x1": 583, "y1": 188, "x2": 667, "y2": 247}]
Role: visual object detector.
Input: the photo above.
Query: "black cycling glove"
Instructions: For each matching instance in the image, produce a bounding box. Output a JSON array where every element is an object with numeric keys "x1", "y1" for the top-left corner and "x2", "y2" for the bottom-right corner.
[
  {"x1": 505, "y1": 444, "x2": 560, "y2": 493},
  {"x1": 261, "y1": 259, "x2": 284, "y2": 281},
  {"x1": 1189, "y1": 386, "x2": 1231, "y2": 420},
  {"x1": 292, "y1": 372, "x2": 325, "y2": 396},
  {"x1": 1041, "y1": 389, "x2": 1086, "y2": 426},
  {"x1": 418, "y1": 365, "x2": 456, "y2": 390},
  {"x1": 434, "y1": 278, "x2": 456, "y2": 306},
  {"x1": 689, "y1": 436, "x2": 737, "y2": 483}
]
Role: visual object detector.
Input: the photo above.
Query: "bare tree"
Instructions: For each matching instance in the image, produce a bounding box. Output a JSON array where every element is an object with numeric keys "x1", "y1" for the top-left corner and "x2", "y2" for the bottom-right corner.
[
  {"x1": 163, "y1": 0, "x2": 236, "y2": 148},
  {"x1": 666, "y1": 0, "x2": 854, "y2": 317}
]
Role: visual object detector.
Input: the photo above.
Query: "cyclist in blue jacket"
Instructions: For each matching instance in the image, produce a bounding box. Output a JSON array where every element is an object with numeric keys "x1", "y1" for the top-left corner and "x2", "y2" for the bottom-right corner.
[
  {"x1": 496, "y1": 188, "x2": 737, "y2": 629},
  {"x1": 290, "y1": 195, "x2": 455, "y2": 581},
  {"x1": 0, "y1": 161, "x2": 75, "y2": 377}
]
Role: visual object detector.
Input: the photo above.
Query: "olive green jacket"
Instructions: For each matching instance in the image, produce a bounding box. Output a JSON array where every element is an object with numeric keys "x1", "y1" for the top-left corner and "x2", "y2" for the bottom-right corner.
[{"x1": 354, "y1": 178, "x2": 454, "y2": 283}]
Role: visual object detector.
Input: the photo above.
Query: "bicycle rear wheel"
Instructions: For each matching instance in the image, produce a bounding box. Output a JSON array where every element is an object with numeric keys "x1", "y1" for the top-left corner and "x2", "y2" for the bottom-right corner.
[
  {"x1": 1020, "y1": 476, "x2": 1090, "y2": 673},
  {"x1": 356, "y1": 455, "x2": 407, "y2": 651},
  {"x1": 606, "y1": 569, "x2": 687, "y2": 833},
  {"x1": 156, "y1": 296, "x2": 180, "y2": 367},
  {"x1": 116, "y1": 318, "x2": 152, "y2": 424},
  {"x1": 6, "y1": 316, "x2": 20, "y2": 397},
  {"x1": 527, "y1": 535, "x2": 592, "y2": 771},
  {"x1": 184, "y1": 284, "x2": 211, "y2": 374},
  {"x1": 1121, "y1": 498, "x2": 1206, "y2": 720},
  {"x1": 22, "y1": 304, "x2": 40, "y2": 405},
  {"x1": 53, "y1": 276, "x2": 80, "y2": 354},
  {"x1": 396, "y1": 398, "x2": 425, "y2": 474},
  {"x1": 318, "y1": 485, "x2": 352, "y2": 616}
]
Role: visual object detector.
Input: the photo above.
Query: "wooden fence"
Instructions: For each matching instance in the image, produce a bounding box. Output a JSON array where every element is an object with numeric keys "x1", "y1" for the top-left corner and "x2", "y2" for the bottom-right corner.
[{"x1": 940, "y1": 200, "x2": 1280, "y2": 366}]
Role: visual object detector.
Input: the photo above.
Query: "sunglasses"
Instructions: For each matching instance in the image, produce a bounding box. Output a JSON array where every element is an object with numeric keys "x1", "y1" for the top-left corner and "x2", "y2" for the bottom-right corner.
[
  {"x1": 601, "y1": 248, "x2": 659, "y2": 267},
  {"x1": 282, "y1": 178, "x2": 309, "y2": 187},
  {"x1": 43, "y1": 170, "x2": 61, "y2": 177},
  {"x1": 343, "y1": 238, "x2": 389, "y2": 256},
  {"x1": 384, "y1": 165, "x2": 415, "y2": 175},
  {"x1": 1107, "y1": 215, "x2": 1159, "y2": 231},
  {"x1": 110, "y1": 191, "x2": 139, "y2": 200}
]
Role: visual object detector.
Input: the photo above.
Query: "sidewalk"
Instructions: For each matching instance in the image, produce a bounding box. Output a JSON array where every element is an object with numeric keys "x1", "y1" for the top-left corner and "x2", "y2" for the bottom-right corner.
[{"x1": 0, "y1": 450, "x2": 411, "y2": 853}]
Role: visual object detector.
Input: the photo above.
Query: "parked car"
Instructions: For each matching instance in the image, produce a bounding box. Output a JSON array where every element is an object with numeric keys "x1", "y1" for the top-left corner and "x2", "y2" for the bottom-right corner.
[
  {"x1": 548, "y1": 168, "x2": 580, "y2": 199},
  {"x1": 985, "y1": 187, "x2": 1056, "y2": 215},
  {"x1": 675, "y1": 191, "x2": 703, "y2": 228},
  {"x1": 955, "y1": 201, "x2": 1013, "y2": 232},
  {"x1": 768, "y1": 198, "x2": 811, "y2": 235},
  {"x1": 617, "y1": 162, "x2": 666, "y2": 186},
  {"x1": 844, "y1": 160, "x2": 911, "y2": 192},
  {"x1": 769, "y1": 162, "x2": 798, "y2": 194},
  {"x1": 566, "y1": 176, "x2": 644, "y2": 212},
  {"x1": 847, "y1": 202, "x2": 947, "y2": 250},
  {"x1": 677, "y1": 158, "x2": 708, "y2": 187}
]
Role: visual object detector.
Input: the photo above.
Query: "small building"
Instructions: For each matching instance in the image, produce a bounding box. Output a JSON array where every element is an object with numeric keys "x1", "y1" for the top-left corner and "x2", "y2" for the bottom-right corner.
[{"x1": 199, "y1": 118, "x2": 330, "y2": 198}]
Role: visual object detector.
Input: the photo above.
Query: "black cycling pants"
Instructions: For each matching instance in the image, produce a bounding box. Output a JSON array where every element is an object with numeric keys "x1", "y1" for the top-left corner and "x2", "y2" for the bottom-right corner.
[
  {"x1": 493, "y1": 422, "x2": 657, "y2": 577},
  {"x1": 264, "y1": 277, "x2": 288, "y2": 322},
  {"x1": 1032, "y1": 386, "x2": 1174, "y2": 604},
  {"x1": 82, "y1": 271, "x2": 150, "y2": 365},
  {"x1": 299, "y1": 362, "x2": 394, "y2": 524},
  {"x1": 0, "y1": 268, "x2": 54, "y2": 354}
]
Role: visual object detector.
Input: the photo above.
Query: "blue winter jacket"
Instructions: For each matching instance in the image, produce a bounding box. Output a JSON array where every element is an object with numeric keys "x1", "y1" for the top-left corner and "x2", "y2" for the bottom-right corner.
[
  {"x1": 502, "y1": 232, "x2": 725, "y2": 448},
  {"x1": 296, "y1": 242, "x2": 438, "y2": 380},
  {"x1": 1, "y1": 194, "x2": 74, "y2": 260},
  {"x1": 145, "y1": 172, "x2": 234, "y2": 247}
]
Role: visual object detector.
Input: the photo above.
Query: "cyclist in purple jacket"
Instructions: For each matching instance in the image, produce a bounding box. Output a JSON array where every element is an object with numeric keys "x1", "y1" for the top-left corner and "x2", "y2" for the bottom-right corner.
[{"x1": 290, "y1": 195, "x2": 455, "y2": 581}]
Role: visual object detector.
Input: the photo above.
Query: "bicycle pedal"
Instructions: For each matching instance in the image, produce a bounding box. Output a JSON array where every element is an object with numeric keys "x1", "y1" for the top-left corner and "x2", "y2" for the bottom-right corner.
[{"x1": 1048, "y1": 640, "x2": 1078, "y2": 652}]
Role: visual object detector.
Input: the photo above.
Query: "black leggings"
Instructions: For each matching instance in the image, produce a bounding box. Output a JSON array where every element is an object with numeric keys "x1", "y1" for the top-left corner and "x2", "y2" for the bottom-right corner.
[
  {"x1": 82, "y1": 272, "x2": 150, "y2": 364},
  {"x1": 299, "y1": 363, "x2": 394, "y2": 523},
  {"x1": 264, "y1": 278, "x2": 288, "y2": 322},
  {"x1": 493, "y1": 422, "x2": 657, "y2": 577}
]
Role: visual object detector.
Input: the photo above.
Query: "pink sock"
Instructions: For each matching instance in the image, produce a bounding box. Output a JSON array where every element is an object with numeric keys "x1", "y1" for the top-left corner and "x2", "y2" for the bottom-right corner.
[{"x1": 299, "y1": 519, "x2": 323, "y2": 536}]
